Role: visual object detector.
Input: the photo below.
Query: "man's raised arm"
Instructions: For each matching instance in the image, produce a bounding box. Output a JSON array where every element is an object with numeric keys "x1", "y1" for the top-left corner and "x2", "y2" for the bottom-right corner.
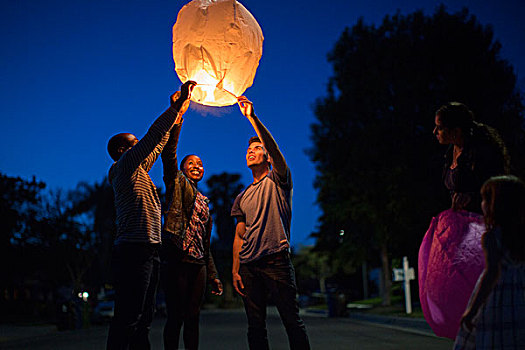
[
  {"x1": 141, "y1": 81, "x2": 195, "y2": 172},
  {"x1": 237, "y1": 96, "x2": 288, "y2": 177}
]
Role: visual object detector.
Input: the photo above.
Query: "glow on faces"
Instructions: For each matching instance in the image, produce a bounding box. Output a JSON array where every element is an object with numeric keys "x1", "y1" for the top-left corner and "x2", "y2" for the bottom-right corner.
[
  {"x1": 183, "y1": 155, "x2": 204, "y2": 183},
  {"x1": 246, "y1": 142, "x2": 268, "y2": 168}
]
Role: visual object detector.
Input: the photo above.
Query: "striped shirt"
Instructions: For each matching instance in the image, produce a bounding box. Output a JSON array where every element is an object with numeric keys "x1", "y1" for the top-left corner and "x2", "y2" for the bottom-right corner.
[
  {"x1": 109, "y1": 106, "x2": 179, "y2": 244},
  {"x1": 453, "y1": 229, "x2": 525, "y2": 349}
]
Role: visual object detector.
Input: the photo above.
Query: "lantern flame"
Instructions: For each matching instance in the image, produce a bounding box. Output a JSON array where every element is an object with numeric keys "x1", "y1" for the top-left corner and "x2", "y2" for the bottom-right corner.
[
  {"x1": 193, "y1": 69, "x2": 219, "y2": 104},
  {"x1": 192, "y1": 69, "x2": 238, "y2": 105}
]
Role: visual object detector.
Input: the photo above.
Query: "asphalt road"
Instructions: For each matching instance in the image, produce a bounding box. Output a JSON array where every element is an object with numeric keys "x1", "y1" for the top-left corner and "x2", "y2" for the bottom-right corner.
[{"x1": 0, "y1": 308, "x2": 453, "y2": 350}]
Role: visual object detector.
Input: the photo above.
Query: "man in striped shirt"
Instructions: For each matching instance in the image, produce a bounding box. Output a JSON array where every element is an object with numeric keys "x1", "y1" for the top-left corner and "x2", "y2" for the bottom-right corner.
[{"x1": 106, "y1": 81, "x2": 195, "y2": 350}]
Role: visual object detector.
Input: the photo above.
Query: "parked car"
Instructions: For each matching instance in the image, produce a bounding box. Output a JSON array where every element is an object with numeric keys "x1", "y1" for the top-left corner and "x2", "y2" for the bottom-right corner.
[{"x1": 92, "y1": 300, "x2": 114, "y2": 324}]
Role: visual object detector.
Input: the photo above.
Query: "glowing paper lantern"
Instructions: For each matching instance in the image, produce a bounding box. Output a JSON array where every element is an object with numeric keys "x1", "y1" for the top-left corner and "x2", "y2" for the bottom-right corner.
[
  {"x1": 418, "y1": 209, "x2": 485, "y2": 339},
  {"x1": 172, "y1": 0, "x2": 264, "y2": 106}
]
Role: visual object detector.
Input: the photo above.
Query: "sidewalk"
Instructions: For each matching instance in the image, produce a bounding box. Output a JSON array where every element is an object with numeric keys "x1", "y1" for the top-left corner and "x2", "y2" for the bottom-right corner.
[{"x1": 304, "y1": 308, "x2": 437, "y2": 338}]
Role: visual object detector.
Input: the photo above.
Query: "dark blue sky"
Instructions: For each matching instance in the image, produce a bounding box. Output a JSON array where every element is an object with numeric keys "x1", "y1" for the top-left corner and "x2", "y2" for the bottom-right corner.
[{"x1": 1, "y1": 0, "x2": 524, "y2": 247}]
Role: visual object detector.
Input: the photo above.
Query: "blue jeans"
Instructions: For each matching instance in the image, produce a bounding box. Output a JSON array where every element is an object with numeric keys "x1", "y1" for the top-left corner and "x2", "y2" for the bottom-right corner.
[
  {"x1": 240, "y1": 251, "x2": 310, "y2": 350},
  {"x1": 107, "y1": 243, "x2": 160, "y2": 350}
]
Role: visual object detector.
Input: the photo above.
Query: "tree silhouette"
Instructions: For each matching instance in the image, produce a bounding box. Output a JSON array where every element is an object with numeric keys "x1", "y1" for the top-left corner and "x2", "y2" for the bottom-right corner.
[
  {"x1": 309, "y1": 6, "x2": 524, "y2": 305},
  {"x1": 0, "y1": 173, "x2": 46, "y2": 312},
  {"x1": 1, "y1": 173, "x2": 119, "y2": 319},
  {"x1": 33, "y1": 189, "x2": 97, "y2": 291},
  {"x1": 205, "y1": 172, "x2": 244, "y2": 304},
  {"x1": 66, "y1": 178, "x2": 116, "y2": 289},
  {"x1": 206, "y1": 172, "x2": 244, "y2": 249}
]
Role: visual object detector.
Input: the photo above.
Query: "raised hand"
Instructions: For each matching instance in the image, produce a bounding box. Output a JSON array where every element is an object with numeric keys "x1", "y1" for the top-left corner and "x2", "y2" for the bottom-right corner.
[
  {"x1": 171, "y1": 80, "x2": 197, "y2": 116},
  {"x1": 180, "y1": 80, "x2": 197, "y2": 101},
  {"x1": 237, "y1": 96, "x2": 255, "y2": 119}
]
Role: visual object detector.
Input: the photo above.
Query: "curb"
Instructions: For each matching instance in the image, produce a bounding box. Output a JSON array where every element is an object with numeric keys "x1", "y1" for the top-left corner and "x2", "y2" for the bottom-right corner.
[{"x1": 346, "y1": 312, "x2": 437, "y2": 337}]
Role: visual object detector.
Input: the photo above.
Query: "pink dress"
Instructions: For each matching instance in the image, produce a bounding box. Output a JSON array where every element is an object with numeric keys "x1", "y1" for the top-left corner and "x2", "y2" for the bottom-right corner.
[{"x1": 418, "y1": 209, "x2": 486, "y2": 339}]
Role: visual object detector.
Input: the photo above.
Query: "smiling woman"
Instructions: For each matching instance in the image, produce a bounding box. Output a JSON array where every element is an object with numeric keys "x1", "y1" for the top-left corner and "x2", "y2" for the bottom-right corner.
[
  {"x1": 160, "y1": 114, "x2": 223, "y2": 350},
  {"x1": 181, "y1": 154, "x2": 204, "y2": 182}
]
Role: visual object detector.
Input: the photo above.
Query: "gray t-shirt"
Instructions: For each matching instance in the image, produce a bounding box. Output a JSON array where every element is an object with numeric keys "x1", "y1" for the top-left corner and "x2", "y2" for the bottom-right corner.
[{"x1": 231, "y1": 169, "x2": 292, "y2": 263}]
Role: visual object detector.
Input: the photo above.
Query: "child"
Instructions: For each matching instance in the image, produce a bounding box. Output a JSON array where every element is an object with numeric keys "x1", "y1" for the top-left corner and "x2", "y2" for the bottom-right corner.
[{"x1": 454, "y1": 175, "x2": 525, "y2": 349}]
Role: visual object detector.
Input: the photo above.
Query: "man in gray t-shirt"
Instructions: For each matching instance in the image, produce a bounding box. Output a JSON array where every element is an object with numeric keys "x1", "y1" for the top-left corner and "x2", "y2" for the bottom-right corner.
[{"x1": 231, "y1": 96, "x2": 310, "y2": 350}]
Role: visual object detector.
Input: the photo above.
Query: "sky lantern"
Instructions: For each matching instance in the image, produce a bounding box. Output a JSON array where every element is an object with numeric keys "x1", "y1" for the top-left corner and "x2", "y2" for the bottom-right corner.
[{"x1": 172, "y1": 0, "x2": 264, "y2": 107}]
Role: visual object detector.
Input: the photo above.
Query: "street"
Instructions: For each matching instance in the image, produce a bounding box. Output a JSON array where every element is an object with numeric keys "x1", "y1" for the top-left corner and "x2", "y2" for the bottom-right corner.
[{"x1": 0, "y1": 308, "x2": 453, "y2": 350}]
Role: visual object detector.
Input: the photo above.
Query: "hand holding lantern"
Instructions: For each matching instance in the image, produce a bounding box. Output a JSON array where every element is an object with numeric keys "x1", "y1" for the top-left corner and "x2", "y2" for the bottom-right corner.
[
  {"x1": 237, "y1": 96, "x2": 255, "y2": 119},
  {"x1": 171, "y1": 80, "x2": 197, "y2": 116}
]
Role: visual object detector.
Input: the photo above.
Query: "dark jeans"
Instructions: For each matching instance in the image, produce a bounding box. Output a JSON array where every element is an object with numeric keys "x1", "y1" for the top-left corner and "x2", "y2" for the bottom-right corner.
[
  {"x1": 162, "y1": 249, "x2": 206, "y2": 350},
  {"x1": 107, "y1": 243, "x2": 160, "y2": 350},
  {"x1": 240, "y1": 251, "x2": 310, "y2": 350}
]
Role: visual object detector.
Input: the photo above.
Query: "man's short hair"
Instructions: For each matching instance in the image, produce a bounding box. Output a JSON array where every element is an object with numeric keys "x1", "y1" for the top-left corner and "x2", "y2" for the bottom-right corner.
[
  {"x1": 107, "y1": 133, "x2": 131, "y2": 161},
  {"x1": 248, "y1": 136, "x2": 261, "y2": 146}
]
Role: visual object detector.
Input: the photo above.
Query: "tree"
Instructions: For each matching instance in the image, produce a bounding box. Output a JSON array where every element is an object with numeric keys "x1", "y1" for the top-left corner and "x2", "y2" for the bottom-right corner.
[
  {"x1": 205, "y1": 172, "x2": 244, "y2": 304},
  {"x1": 66, "y1": 179, "x2": 116, "y2": 289},
  {"x1": 33, "y1": 189, "x2": 98, "y2": 291},
  {"x1": 206, "y1": 172, "x2": 244, "y2": 249},
  {"x1": 0, "y1": 173, "x2": 46, "y2": 307},
  {"x1": 309, "y1": 6, "x2": 525, "y2": 305},
  {"x1": 292, "y1": 245, "x2": 330, "y2": 295},
  {"x1": 0, "y1": 174, "x2": 118, "y2": 320}
]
